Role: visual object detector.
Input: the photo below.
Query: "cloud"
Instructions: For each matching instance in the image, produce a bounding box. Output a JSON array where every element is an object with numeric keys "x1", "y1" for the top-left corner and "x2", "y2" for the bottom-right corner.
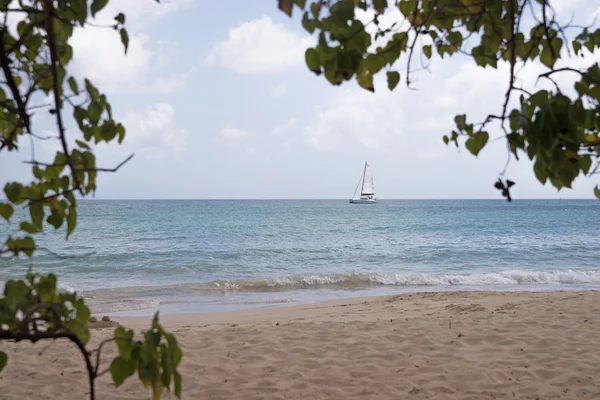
[
  {"x1": 203, "y1": 15, "x2": 312, "y2": 74},
  {"x1": 269, "y1": 83, "x2": 288, "y2": 98},
  {"x1": 121, "y1": 103, "x2": 189, "y2": 160},
  {"x1": 69, "y1": 0, "x2": 194, "y2": 93},
  {"x1": 302, "y1": 87, "x2": 406, "y2": 151},
  {"x1": 271, "y1": 117, "x2": 299, "y2": 136},
  {"x1": 101, "y1": 0, "x2": 195, "y2": 30},
  {"x1": 220, "y1": 128, "x2": 251, "y2": 141}
]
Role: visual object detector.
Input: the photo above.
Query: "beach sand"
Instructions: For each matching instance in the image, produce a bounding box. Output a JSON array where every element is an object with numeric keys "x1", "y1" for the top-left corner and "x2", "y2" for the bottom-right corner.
[{"x1": 1, "y1": 290, "x2": 600, "y2": 399}]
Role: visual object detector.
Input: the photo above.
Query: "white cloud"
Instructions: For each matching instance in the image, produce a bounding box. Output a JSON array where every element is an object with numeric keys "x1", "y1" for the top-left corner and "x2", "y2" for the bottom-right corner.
[
  {"x1": 69, "y1": 0, "x2": 194, "y2": 93},
  {"x1": 121, "y1": 103, "x2": 189, "y2": 160},
  {"x1": 269, "y1": 83, "x2": 288, "y2": 98},
  {"x1": 220, "y1": 128, "x2": 251, "y2": 141},
  {"x1": 203, "y1": 15, "x2": 313, "y2": 74},
  {"x1": 302, "y1": 87, "x2": 406, "y2": 151},
  {"x1": 271, "y1": 117, "x2": 299, "y2": 136}
]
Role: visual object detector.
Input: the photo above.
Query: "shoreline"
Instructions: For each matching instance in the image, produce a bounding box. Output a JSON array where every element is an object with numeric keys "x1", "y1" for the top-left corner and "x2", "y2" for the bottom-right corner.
[
  {"x1": 2, "y1": 290, "x2": 600, "y2": 399},
  {"x1": 90, "y1": 282, "x2": 600, "y2": 318},
  {"x1": 113, "y1": 289, "x2": 599, "y2": 328}
]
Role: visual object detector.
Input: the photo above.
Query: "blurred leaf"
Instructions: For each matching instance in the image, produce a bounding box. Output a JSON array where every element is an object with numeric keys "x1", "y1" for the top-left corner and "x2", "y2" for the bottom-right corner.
[
  {"x1": 278, "y1": 0, "x2": 294, "y2": 16},
  {"x1": 305, "y1": 48, "x2": 321, "y2": 74},
  {"x1": 0, "y1": 203, "x2": 13, "y2": 221},
  {"x1": 110, "y1": 356, "x2": 136, "y2": 386},
  {"x1": 423, "y1": 45, "x2": 432, "y2": 59},
  {"x1": 115, "y1": 13, "x2": 125, "y2": 24},
  {"x1": 68, "y1": 77, "x2": 79, "y2": 94},
  {"x1": 0, "y1": 351, "x2": 6, "y2": 372},
  {"x1": 465, "y1": 132, "x2": 489, "y2": 156},
  {"x1": 91, "y1": 0, "x2": 109, "y2": 17},
  {"x1": 387, "y1": 71, "x2": 400, "y2": 91},
  {"x1": 119, "y1": 28, "x2": 129, "y2": 53},
  {"x1": 66, "y1": 206, "x2": 77, "y2": 239}
]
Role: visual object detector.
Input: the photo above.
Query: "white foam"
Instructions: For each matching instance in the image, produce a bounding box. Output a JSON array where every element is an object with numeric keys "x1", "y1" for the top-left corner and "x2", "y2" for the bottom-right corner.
[{"x1": 210, "y1": 269, "x2": 600, "y2": 290}]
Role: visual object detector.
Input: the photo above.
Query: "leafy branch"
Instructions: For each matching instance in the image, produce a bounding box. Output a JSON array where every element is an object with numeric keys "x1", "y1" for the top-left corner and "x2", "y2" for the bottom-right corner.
[
  {"x1": 1, "y1": 1, "x2": 184, "y2": 399},
  {"x1": 279, "y1": 0, "x2": 600, "y2": 200}
]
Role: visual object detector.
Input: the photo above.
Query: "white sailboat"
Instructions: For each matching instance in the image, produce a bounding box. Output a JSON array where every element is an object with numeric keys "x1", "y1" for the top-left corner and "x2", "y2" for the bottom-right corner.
[{"x1": 349, "y1": 161, "x2": 377, "y2": 204}]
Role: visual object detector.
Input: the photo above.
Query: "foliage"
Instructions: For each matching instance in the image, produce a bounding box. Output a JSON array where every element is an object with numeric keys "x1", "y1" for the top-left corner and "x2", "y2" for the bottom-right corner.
[
  {"x1": 279, "y1": 0, "x2": 600, "y2": 200},
  {"x1": 0, "y1": 1, "x2": 182, "y2": 399}
]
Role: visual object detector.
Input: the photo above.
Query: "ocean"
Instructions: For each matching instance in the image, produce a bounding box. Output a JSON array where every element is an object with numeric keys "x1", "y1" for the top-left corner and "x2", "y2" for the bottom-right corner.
[{"x1": 0, "y1": 199, "x2": 599, "y2": 316}]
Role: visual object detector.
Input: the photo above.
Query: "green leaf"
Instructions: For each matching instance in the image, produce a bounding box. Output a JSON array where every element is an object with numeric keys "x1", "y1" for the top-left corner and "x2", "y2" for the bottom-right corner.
[
  {"x1": 20, "y1": 236, "x2": 35, "y2": 256},
  {"x1": 91, "y1": 0, "x2": 109, "y2": 17},
  {"x1": 0, "y1": 351, "x2": 6, "y2": 372},
  {"x1": 357, "y1": 69, "x2": 374, "y2": 92},
  {"x1": 533, "y1": 159, "x2": 547, "y2": 184},
  {"x1": 293, "y1": 0, "x2": 306, "y2": 9},
  {"x1": 0, "y1": 202, "x2": 13, "y2": 221},
  {"x1": 19, "y1": 222, "x2": 39, "y2": 234},
  {"x1": 110, "y1": 356, "x2": 136, "y2": 386},
  {"x1": 423, "y1": 45, "x2": 432, "y2": 59},
  {"x1": 114, "y1": 13, "x2": 125, "y2": 25},
  {"x1": 579, "y1": 155, "x2": 592, "y2": 175},
  {"x1": 88, "y1": 103, "x2": 102, "y2": 124},
  {"x1": 75, "y1": 140, "x2": 90, "y2": 149},
  {"x1": 301, "y1": 13, "x2": 316, "y2": 33},
  {"x1": 373, "y1": 0, "x2": 387, "y2": 13},
  {"x1": 29, "y1": 202, "x2": 44, "y2": 230},
  {"x1": 454, "y1": 114, "x2": 467, "y2": 131},
  {"x1": 386, "y1": 71, "x2": 400, "y2": 91},
  {"x1": 305, "y1": 48, "x2": 321, "y2": 74},
  {"x1": 278, "y1": 0, "x2": 294, "y2": 16},
  {"x1": 120, "y1": 28, "x2": 129, "y2": 54},
  {"x1": 595, "y1": 185, "x2": 600, "y2": 199},
  {"x1": 174, "y1": 370, "x2": 182, "y2": 398},
  {"x1": 465, "y1": 131, "x2": 489, "y2": 156},
  {"x1": 68, "y1": 77, "x2": 79, "y2": 94},
  {"x1": 46, "y1": 212, "x2": 64, "y2": 229},
  {"x1": 399, "y1": 0, "x2": 416, "y2": 17},
  {"x1": 115, "y1": 326, "x2": 135, "y2": 359},
  {"x1": 4, "y1": 182, "x2": 23, "y2": 203},
  {"x1": 66, "y1": 206, "x2": 77, "y2": 239}
]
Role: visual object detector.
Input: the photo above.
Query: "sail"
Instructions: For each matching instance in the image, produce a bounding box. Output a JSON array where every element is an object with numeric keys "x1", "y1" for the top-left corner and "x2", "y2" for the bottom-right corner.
[{"x1": 361, "y1": 163, "x2": 375, "y2": 195}]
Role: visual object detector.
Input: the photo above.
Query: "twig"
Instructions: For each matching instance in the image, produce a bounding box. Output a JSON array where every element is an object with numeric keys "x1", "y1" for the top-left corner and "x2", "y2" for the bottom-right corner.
[
  {"x1": 24, "y1": 153, "x2": 135, "y2": 172},
  {"x1": 93, "y1": 338, "x2": 114, "y2": 376}
]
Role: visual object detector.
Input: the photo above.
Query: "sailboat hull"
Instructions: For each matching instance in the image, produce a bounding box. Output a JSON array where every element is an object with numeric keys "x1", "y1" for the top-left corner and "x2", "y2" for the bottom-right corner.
[{"x1": 349, "y1": 198, "x2": 377, "y2": 204}]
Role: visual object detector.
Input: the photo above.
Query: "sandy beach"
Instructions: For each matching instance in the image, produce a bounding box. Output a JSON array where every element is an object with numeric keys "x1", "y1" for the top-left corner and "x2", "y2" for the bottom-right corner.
[{"x1": 1, "y1": 290, "x2": 599, "y2": 399}]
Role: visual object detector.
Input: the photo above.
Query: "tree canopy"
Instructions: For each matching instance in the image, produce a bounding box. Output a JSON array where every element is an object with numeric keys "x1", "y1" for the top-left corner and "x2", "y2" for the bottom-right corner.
[
  {"x1": 279, "y1": 0, "x2": 600, "y2": 200},
  {"x1": 0, "y1": 1, "x2": 182, "y2": 398}
]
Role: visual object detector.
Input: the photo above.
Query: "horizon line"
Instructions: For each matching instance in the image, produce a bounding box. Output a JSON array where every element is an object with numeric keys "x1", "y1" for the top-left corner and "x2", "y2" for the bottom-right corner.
[{"x1": 71, "y1": 198, "x2": 595, "y2": 201}]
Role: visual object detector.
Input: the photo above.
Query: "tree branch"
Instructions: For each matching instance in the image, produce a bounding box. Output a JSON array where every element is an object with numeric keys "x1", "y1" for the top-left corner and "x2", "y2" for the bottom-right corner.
[
  {"x1": 24, "y1": 153, "x2": 135, "y2": 172},
  {"x1": 0, "y1": 29, "x2": 31, "y2": 151},
  {"x1": 0, "y1": 330, "x2": 95, "y2": 400},
  {"x1": 42, "y1": 0, "x2": 83, "y2": 196}
]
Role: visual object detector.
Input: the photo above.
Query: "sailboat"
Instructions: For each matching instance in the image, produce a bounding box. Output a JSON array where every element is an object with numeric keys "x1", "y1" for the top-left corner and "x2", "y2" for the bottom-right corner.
[{"x1": 349, "y1": 161, "x2": 377, "y2": 204}]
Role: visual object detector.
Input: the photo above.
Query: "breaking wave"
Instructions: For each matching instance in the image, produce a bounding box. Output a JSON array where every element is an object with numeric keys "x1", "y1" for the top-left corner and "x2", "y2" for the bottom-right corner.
[{"x1": 209, "y1": 269, "x2": 600, "y2": 291}]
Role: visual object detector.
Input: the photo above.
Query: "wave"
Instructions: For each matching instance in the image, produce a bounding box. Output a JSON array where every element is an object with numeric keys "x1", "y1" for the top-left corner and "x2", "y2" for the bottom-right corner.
[
  {"x1": 208, "y1": 269, "x2": 600, "y2": 291},
  {"x1": 78, "y1": 269, "x2": 600, "y2": 313},
  {"x1": 80, "y1": 269, "x2": 600, "y2": 297}
]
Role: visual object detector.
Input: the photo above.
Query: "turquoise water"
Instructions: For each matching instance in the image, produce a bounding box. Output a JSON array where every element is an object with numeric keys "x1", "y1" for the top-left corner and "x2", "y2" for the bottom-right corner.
[{"x1": 1, "y1": 199, "x2": 599, "y2": 315}]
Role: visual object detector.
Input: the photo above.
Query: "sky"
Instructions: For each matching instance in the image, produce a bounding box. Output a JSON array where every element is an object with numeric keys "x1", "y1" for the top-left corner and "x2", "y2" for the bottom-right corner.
[{"x1": 1, "y1": 0, "x2": 600, "y2": 199}]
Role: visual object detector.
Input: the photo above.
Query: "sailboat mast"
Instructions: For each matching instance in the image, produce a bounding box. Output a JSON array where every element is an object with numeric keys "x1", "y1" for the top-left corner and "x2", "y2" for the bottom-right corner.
[{"x1": 352, "y1": 166, "x2": 364, "y2": 198}]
